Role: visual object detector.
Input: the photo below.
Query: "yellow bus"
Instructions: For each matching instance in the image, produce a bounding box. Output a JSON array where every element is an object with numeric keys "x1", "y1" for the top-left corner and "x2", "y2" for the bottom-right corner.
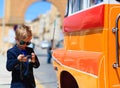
[{"x1": 52, "y1": 0, "x2": 120, "y2": 88}]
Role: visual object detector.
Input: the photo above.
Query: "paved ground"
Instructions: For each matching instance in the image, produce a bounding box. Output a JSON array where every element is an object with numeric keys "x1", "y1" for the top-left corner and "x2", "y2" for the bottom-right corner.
[
  {"x1": 34, "y1": 47, "x2": 58, "y2": 88},
  {"x1": 0, "y1": 54, "x2": 11, "y2": 88},
  {"x1": 0, "y1": 47, "x2": 58, "y2": 88},
  {"x1": 34, "y1": 55, "x2": 57, "y2": 88}
]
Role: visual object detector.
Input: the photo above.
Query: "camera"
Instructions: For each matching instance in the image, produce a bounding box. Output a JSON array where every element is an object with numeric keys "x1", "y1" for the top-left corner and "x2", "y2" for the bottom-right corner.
[{"x1": 26, "y1": 55, "x2": 32, "y2": 59}]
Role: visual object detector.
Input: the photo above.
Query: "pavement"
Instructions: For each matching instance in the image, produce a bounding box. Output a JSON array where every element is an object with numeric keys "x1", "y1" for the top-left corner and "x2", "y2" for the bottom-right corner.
[
  {"x1": 0, "y1": 54, "x2": 11, "y2": 88},
  {"x1": 0, "y1": 47, "x2": 58, "y2": 88},
  {"x1": 34, "y1": 48, "x2": 58, "y2": 88}
]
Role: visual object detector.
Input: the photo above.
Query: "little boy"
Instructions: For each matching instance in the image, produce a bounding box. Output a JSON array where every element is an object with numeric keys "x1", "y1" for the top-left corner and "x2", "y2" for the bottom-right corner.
[{"x1": 6, "y1": 24, "x2": 40, "y2": 88}]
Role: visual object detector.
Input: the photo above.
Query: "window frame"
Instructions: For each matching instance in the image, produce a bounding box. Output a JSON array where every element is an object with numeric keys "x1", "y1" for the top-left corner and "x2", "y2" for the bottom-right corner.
[{"x1": 65, "y1": 0, "x2": 104, "y2": 17}]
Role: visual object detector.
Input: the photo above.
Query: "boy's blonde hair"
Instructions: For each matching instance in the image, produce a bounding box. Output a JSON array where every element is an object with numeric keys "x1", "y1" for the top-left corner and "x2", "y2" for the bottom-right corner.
[{"x1": 14, "y1": 24, "x2": 32, "y2": 40}]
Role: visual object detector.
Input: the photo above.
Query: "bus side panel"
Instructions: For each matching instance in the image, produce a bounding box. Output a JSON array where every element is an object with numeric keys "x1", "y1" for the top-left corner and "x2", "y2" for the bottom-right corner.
[
  {"x1": 64, "y1": 30, "x2": 103, "y2": 51},
  {"x1": 63, "y1": 4, "x2": 104, "y2": 51},
  {"x1": 53, "y1": 49, "x2": 103, "y2": 88},
  {"x1": 63, "y1": 5, "x2": 104, "y2": 32},
  {"x1": 98, "y1": 56, "x2": 106, "y2": 88},
  {"x1": 108, "y1": 4, "x2": 120, "y2": 88},
  {"x1": 53, "y1": 58, "x2": 98, "y2": 88}
]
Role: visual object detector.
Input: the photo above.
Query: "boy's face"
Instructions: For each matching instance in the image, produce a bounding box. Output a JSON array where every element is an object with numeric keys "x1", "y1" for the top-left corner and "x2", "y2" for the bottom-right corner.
[{"x1": 17, "y1": 37, "x2": 32, "y2": 50}]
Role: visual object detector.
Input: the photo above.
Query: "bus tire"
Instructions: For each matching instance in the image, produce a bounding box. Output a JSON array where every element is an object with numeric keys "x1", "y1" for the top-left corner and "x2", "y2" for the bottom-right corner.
[{"x1": 60, "y1": 71, "x2": 78, "y2": 88}]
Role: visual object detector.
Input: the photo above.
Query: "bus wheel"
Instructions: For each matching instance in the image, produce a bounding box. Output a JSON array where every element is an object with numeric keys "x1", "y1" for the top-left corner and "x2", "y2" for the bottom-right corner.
[{"x1": 60, "y1": 71, "x2": 78, "y2": 88}]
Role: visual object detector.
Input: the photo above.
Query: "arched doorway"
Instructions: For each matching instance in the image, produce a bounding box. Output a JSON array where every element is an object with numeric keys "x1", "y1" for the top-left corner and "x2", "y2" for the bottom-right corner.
[{"x1": 24, "y1": 1, "x2": 63, "y2": 51}]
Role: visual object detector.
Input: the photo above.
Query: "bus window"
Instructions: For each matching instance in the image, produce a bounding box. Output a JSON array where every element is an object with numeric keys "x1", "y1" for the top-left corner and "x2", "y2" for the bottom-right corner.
[
  {"x1": 65, "y1": 0, "x2": 72, "y2": 16},
  {"x1": 95, "y1": 0, "x2": 103, "y2": 4},
  {"x1": 72, "y1": 0, "x2": 81, "y2": 13},
  {"x1": 65, "y1": 0, "x2": 103, "y2": 17},
  {"x1": 89, "y1": 0, "x2": 103, "y2": 7},
  {"x1": 65, "y1": 0, "x2": 82, "y2": 16},
  {"x1": 116, "y1": 0, "x2": 120, "y2": 2}
]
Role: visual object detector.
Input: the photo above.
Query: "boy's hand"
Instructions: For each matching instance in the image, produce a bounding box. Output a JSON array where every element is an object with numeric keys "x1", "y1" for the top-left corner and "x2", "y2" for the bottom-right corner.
[
  {"x1": 17, "y1": 54, "x2": 27, "y2": 62},
  {"x1": 31, "y1": 53, "x2": 36, "y2": 63}
]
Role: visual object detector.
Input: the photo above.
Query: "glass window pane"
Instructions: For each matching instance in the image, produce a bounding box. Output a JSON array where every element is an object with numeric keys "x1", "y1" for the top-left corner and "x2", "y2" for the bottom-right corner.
[
  {"x1": 72, "y1": 0, "x2": 80, "y2": 13},
  {"x1": 65, "y1": 0, "x2": 103, "y2": 16},
  {"x1": 95, "y1": 0, "x2": 103, "y2": 4},
  {"x1": 89, "y1": 0, "x2": 103, "y2": 7}
]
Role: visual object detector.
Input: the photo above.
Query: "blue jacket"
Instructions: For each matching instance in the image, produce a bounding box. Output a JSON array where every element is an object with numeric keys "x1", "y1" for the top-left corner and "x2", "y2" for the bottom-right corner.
[{"x1": 6, "y1": 45, "x2": 40, "y2": 88}]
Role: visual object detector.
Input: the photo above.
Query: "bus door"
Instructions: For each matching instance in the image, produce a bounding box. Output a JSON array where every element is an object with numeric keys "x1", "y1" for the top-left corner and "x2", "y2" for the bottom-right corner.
[{"x1": 108, "y1": 1, "x2": 120, "y2": 88}]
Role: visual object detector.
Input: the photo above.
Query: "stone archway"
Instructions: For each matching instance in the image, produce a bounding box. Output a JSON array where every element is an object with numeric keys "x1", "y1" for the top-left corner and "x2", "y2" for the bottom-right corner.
[
  {"x1": 0, "y1": 0, "x2": 67, "y2": 54},
  {"x1": 5, "y1": 0, "x2": 67, "y2": 25},
  {"x1": 0, "y1": 0, "x2": 67, "y2": 55}
]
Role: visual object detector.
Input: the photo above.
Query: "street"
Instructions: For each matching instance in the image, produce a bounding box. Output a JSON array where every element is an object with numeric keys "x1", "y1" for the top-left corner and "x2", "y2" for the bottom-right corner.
[{"x1": 34, "y1": 48, "x2": 58, "y2": 88}]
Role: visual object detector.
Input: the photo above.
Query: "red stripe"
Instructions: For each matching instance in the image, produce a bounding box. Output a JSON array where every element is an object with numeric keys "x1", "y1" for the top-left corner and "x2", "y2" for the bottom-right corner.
[
  {"x1": 63, "y1": 4, "x2": 104, "y2": 32},
  {"x1": 53, "y1": 49, "x2": 102, "y2": 76}
]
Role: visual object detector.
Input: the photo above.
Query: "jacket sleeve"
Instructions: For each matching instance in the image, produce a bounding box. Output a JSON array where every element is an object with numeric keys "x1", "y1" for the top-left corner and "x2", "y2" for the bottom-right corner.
[
  {"x1": 6, "y1": 50, "x2": 20, "y2": 71},
  {"x1": 30, "y1": 55, "x2": 40, "y2": 68},
  {"x1": 28, "y1": 48, "x2": 40, "y2": 68}
]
